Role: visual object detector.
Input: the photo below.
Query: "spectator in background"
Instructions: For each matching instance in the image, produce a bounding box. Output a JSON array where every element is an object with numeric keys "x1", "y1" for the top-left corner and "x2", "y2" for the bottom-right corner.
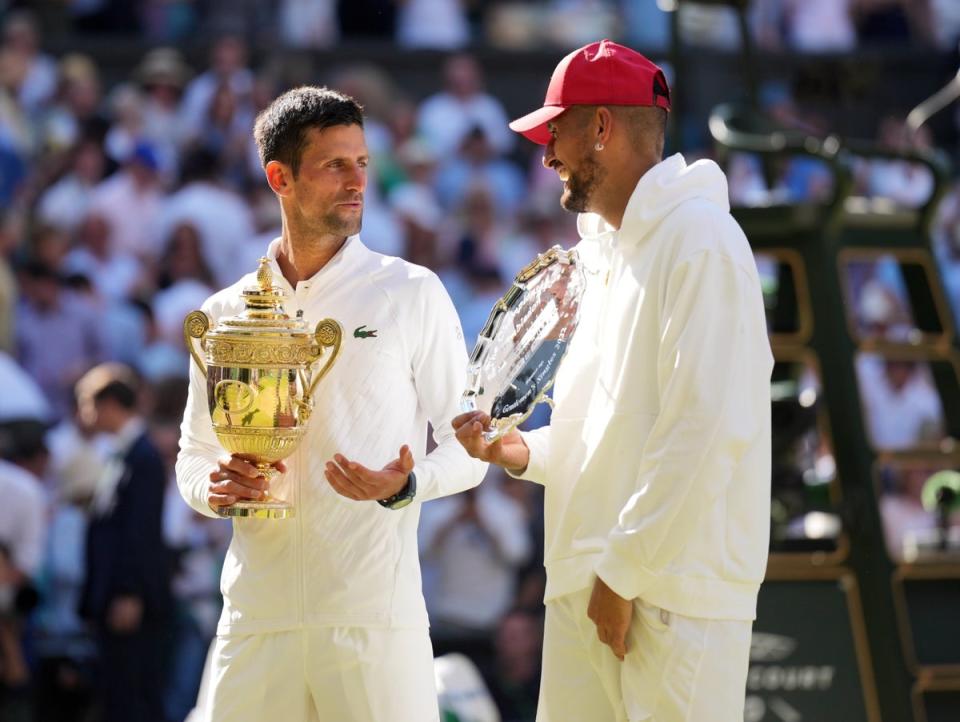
[
  {"x1": 41, "y1": 54, "x2": 104, "y2": 156},
  {"x1": 0, "y1": 212, "x2": 21, "y2": 354},
  {"x1": 863, "y1": 116, "x2": 935, "y2": 208},
  {"x1": 0, "y1": 419, "x2": 48, "y2": 592},
  {"x1": 1, "y1": 11, "x2": 57, "y2": 116},
  {"x1": 857, "y1": 356, "x2": 945, "y2": 450},
  {"x1": 103, "y1": 83, "x2": 147, "y2": 170},
  {"x1": 419, "y1": 471, "x2": 533, "y2": 672},
  {"x1": 0, "y1": 419, "x2": 49, "y2": 721},
  {"x1": 150, "y1": 376, "x2": 230, "y2": 722},
  {"x1": 932, "y1": 183, "x2": 960, "y2": 328},
  {"x1": 16, "y1": 262, "x2": 105, "y2": 417},
  {"x1": 396, "y1": 0, "x2": 470, "y2": 49},
  {"x1": 754, "y1": 0, "x2": 857, "y2": 53},
  {"x1": 63, "y1": 211, "x2": 143, "y2": 301},
  {"x1": 436, "y1": 125, "x2": 527, "y2": 217},
  {"x1": 418, "y1": 55, "x2": 513, "y2": 158},
  {"x1": 156, "y1": 147, "x2": 256, "y2": 287},
  {"x1": 151, "y1": 221, "x2": 216, "y2": 353},
  {"x1": 88, "y1": 141, "x2": 164, "y2": 262},
  {"x1": 136, "y1": 47, "x2": 192, "y2": 175},
  {"x1": 487, "y1": 608, "x2": 543, "y2": 722},
  {"x1": 278, "y1": 0, "x2": 339, "y2": 48},
  {"x1": 0, "y1": 48, "x2": 33, "y2": 205},
  {"x1": 178, "y1": 35, "x2": 253, "y2": 145},
  {"x1": 187, "y1": 83, "x2": 255, "y2": 187},
  {"x1": 76, "y1": 363, "x2": 171, "y2": 722},
  {"x1": 620, "y1": 0, "x2": 670, "y2": 52},
  {"x1": 36, "y1": 137, "x2": 107, "y2": 233}
]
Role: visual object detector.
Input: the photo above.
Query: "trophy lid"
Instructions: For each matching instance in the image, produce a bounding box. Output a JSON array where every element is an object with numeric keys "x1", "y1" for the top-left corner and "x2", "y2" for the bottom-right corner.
[{"x1": 208, "y1": 257, "x2": 313, "y2": 339}]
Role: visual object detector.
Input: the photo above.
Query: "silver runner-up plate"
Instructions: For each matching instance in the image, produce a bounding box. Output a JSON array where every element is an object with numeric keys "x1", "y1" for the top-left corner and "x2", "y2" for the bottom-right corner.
[{"x1": 461, "y1": 246, "x2": 586, "y2": 441}]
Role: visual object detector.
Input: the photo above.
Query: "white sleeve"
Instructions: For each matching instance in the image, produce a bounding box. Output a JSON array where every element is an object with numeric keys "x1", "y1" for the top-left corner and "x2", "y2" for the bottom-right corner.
[
  {"x1": 505, "y1": 426, "x2": 551, "y2": 486},
  {"x1": 175, "y1": 336, "x2": 223, "y2": 519},
  {"x1": 410, "y1": 273, "x2": 489, "y2": 502},
  {"x1": 594, "y1": 247, "x2": 772, "y2": 601}
]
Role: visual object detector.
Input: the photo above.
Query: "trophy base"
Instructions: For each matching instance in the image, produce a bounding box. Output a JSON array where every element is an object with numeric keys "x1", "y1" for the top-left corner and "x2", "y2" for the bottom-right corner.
[{"x1": 218, "y1": 500, "x2": 295, "y2": 519}]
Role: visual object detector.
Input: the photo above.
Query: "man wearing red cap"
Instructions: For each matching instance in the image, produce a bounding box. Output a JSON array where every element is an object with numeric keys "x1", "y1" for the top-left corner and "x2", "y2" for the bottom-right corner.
[{"x1": 454, "y1": 40, "x2": 772, "y2": 721}]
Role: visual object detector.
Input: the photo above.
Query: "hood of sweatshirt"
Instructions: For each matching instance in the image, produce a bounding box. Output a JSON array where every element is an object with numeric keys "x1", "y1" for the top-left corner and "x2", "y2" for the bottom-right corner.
[{"x1": 576, "y1": 153, "x2": 730, "y2": 246}]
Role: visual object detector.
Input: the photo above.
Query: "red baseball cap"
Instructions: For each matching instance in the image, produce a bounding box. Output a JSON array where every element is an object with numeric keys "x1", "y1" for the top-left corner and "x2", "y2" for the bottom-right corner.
[{"x1": 509, "y1": 39, "x2": 671, "y2": 145}]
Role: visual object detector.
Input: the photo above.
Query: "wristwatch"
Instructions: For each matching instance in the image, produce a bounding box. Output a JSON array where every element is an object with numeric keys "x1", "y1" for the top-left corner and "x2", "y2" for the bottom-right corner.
[{"x1": 377, "y1": 472, "x2": 417, "y2": 510}]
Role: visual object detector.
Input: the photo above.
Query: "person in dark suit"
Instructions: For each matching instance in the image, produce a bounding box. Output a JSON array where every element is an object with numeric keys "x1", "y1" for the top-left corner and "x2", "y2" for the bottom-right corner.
[{"x1": 76, "y1": 364, "x2": 171, "y2": 722}]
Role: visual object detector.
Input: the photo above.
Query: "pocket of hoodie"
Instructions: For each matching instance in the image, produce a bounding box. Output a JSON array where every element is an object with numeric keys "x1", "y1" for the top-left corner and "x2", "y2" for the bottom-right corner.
[{"x1": 620, "y1": 599, "x2": 676, "y2": 719}]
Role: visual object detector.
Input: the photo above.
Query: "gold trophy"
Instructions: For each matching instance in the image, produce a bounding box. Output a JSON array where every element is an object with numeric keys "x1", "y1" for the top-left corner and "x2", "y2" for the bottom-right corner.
[{"x1": 183, "y1": 258, "x2": 342, "y2": 519}]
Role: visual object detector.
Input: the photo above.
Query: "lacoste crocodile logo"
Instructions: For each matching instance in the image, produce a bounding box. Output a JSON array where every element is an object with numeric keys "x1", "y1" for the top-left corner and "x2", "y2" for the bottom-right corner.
[{"x1": 353, "y1": 325, "x2": 378, "y2": 339}]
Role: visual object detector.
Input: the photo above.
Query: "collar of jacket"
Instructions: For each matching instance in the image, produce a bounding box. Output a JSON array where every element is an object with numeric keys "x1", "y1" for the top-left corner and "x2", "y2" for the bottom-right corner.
[
  {"x1": 263, "y1": 234, "x2": 365, "y2": 296},
  {"x1": 575, "y1": 153, "x2": 730, "y2": 248},
  {"x1": 112, "y1": 416, "x2": 146, "y2": 457}
]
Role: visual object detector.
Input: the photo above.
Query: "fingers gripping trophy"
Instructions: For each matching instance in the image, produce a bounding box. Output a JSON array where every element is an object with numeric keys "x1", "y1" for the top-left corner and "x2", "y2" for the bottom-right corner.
[{"x1": 184, "y1": 257, "x2": 342, "y2": 519}]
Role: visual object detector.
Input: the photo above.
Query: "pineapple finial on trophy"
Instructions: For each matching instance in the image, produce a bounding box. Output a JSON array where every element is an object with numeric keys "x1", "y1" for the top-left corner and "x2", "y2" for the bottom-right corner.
[{"x1": 256, "y1": 257, "x2": 273, "y2": 291}]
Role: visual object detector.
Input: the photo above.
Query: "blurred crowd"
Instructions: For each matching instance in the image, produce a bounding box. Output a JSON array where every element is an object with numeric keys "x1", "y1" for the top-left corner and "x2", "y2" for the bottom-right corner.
[
  {"x1": 3, "y1": 0, "x2": 960, "y2": 51},
  {"x1": 0, "y1": 1, "x2": 959, "y2": 721}
]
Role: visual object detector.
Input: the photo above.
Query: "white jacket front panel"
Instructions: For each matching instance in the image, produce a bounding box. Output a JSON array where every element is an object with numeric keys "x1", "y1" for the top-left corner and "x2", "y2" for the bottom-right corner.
[
  {"x1": 518, "y1": 155, "x2": 773, "y2": 620},
  {"x1": 176, "y1": 236, "x2": 487, "y2": 636}
]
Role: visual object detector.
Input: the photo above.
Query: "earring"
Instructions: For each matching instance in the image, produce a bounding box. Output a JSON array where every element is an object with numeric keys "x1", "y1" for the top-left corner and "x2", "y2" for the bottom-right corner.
[{"x1": 594, "y1": 142, "x2": 604, "y2": 151}]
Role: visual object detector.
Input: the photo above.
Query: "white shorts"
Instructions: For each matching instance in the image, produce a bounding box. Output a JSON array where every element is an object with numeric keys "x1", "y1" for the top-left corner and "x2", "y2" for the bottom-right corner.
[
  {"x1": 537, "y1": 587, "x2": 752, "y2": 722},
  {"x1": 194, "y1": 627, "x2": 441, "y2": 722}
]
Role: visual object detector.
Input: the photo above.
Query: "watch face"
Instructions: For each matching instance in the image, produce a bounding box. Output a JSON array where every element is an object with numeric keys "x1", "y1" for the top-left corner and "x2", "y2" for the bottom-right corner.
[{"x1": 388, "y1": 496, "x2": 414, "y2": 510}]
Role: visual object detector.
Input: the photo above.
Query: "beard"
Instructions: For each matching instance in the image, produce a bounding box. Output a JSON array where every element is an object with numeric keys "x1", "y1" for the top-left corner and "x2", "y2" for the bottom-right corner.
[
  {"x1": 321, "y1": 207, "x2": 363, "y2": 236},
  {"x1": 560, "y1": 152, "x2": 605, "y2": 213},
  {"x1": 307, "y1": 197, "x2": 363, "y2": 238}
]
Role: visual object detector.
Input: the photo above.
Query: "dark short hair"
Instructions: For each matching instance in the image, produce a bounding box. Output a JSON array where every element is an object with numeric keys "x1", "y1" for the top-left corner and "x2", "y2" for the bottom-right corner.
[
  {"x1": 0, "y1": 419, "x2": 49, "y2": 462},
  {"x1": 76, "y1": 363, "x2": 140, "y2": 411},
  {"x1": 253, "y1": 86, "x2": 364, "y2": 177}
]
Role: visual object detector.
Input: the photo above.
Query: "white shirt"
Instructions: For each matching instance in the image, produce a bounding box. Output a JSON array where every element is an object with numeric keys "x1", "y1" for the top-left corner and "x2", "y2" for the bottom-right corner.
[
  {"x1": 0, "y1": 459, "x2": 47, "y2": 577},
  {"x1": 176, "y1": 235, "x2": 487, "y2": 635},
  {"x1": 89, "y1": 171, "x2": 163, "y2": 260},
  {"x1": 857, "y1": 355, "x2": 944, "y2": 450},
  {"x1": 514, "y1": 155, "x2": 773, "y2": 621}
]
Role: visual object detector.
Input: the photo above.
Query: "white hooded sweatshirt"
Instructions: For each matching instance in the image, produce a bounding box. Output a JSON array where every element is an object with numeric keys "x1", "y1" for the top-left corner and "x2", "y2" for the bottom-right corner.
[
  {"x1": 176, "y1": 236, "x2": 487, "y2": 636},
  {"x1": 516, "y1": 154, "x2": 773, "y2": 621}
]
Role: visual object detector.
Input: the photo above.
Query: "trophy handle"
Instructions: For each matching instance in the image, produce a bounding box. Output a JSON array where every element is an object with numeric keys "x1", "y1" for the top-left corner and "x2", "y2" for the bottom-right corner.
[
  {"x1": 306, "y1": 318, "x2": 342, "y2": 399},
  {"x1": 183, "y1": 310, "x2": 210, "y2": 377}
]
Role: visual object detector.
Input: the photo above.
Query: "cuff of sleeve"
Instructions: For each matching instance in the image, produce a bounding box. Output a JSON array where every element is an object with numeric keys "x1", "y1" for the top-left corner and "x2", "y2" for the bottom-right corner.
[
  {"x1": 176, "y1": 454, "x2": 223, "y2": 519},
  {"x1": 506, "y1": 429, "x2": 548, "y2": 485},
  {"x1": 595, "y1": 545, "x2": 658, "y2": 602}
]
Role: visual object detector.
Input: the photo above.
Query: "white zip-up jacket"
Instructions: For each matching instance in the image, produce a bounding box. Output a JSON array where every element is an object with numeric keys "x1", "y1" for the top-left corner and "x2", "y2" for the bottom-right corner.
[
  {"x1": 516, "y1": 154, "x2": 773, "y2": 621},
  {"x1": 176, "y1": 236, "x2": 487, "y2": 636}
]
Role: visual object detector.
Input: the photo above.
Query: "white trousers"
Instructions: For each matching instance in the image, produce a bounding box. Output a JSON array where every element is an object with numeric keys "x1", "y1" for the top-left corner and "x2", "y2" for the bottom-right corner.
[
  {"x1": 194, "y1": 627, "x2": 441, "y2": 722},
  {"x1": 537, "y1": 587, "x2": 753, "y2": 722}
]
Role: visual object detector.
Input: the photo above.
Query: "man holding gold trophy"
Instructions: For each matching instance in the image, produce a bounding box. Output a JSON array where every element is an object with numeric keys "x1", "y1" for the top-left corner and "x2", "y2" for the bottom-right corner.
[
  {"x1": 455, "y1": 41, "x2": 773, "y2": 722},
  {"x1": 176, "y1": 87, "x2": 486, "y2": 721}
]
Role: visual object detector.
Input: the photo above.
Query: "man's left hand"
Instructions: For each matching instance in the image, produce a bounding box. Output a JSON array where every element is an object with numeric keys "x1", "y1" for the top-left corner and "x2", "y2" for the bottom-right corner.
[
  {"x1": 325, "y1": 445, "x2": 414, "y2": 501},
  {"x1": 587, "y1": 576, "x2": 633, "y2": 660}
]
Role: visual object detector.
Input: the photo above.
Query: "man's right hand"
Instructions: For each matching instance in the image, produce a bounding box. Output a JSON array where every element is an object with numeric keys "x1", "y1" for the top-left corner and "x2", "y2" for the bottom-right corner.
[
  {"x1": 208, "y1": 455, "x2": 285, "y2": 512},
  {"x1": 452, "y1": 411, "x2": 530, "y2": 475}
]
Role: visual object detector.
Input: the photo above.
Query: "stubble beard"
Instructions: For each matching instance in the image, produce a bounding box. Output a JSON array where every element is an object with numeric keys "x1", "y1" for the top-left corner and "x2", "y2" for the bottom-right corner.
[
  {"x1": 560, "y1": 152, "x2": 605, "y2": 214},
  {"x1": 320, "y1": 207, "x2": 363, "y2": 237}
]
